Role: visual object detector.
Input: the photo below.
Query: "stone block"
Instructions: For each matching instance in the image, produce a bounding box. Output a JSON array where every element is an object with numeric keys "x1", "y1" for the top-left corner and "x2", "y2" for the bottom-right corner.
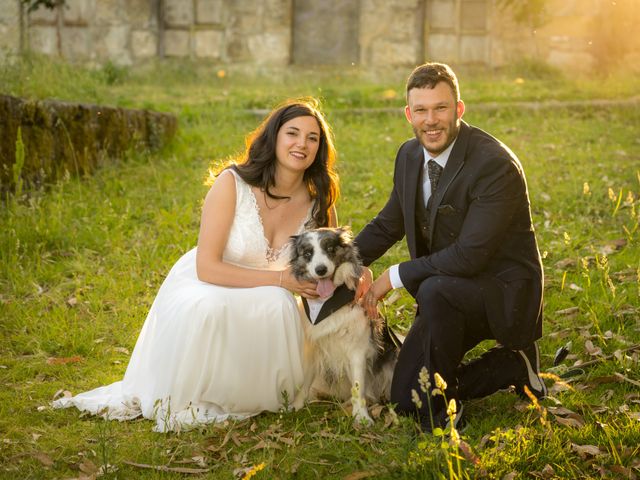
[
  {"x1": 0, "y1": 1, "x2": 20, "y2": 53},
  {"x1": 461, "y1": 0, "x2": 488, "y2": 31},
  {"x1": 164, "y1": 29, "x2": 190, "y2": 57},
  {"x1": 370, "y1": 40, "x2": 417, "y2": 66},
  {"x1": 263, "y1": 0, "x2": 290, "y2": 28},
  {"x1": 94, "y1": 0, "x2": 123, "y2": 25},
  {"x1": 247, "y1": 33, "x2": 289, "y2": 65},
  {"x1": 28, "y1": 3, "x2": 57, "y2": 25},
  {"x1": 196, "y1": 0, "x2": 224, "y2": 24},
  {"x1": 60, "y1": 26, "x2": 91, "y2": 59},
  {"x1": 28, "y1": 25, "x2": 58, "y2": 56},
  {"x1": 0, "y1": 0, "x2": 19, "y2": 23},
  {"x1": 62, "y1": 0, "x2": 93, "y2": 25},
  {"x1": 194, "y1": 29, "x2": 223, "y2": 58},
  {"x1": 132, "y1": 29, "x2": 157, "y2": 58},
  {"x1": 428, "y1": 0, "x2": 455, "y2": 29},
  {"x1": 426, "y1": 33, "x2": 458, "y2": 63},
  {"x1": 128, "y1": 0, "x2": 155, "y2": 28},
  {"x1": 459, "y1": 35, "x2": 488, "y2": 64},
  {"x1": 93, "y1": 25, "x2": 132, "y2": 65},
  {"x1": 165, "y1": 0, "x2": 193, "y2": 27}
]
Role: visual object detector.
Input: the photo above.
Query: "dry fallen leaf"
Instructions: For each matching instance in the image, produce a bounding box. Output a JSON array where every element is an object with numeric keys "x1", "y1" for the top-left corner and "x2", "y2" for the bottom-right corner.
[
  {"x1": 571, "y1": 443, "x2": 605, "y2": 459},
  {"x1": 541, "y1": 464, "x2": 555, "y2": 479},
  {"x1": 554, "y1": 258, "x2": 576, "y2": 269},
  {"x1": 52, "y1": 389, "x2": 72, "y2": 400},
  {"x1": 556, "y1": 306, "x2": 579, "y2": 317},
  {"x1": 609, "y1": 465, "x2": 637, "y2": 479},
  {"x1": 33, "y1": 452, "x2": 54, "y2": 467},
  {"x1": 554, "y1": 416, "x2": 585, "y2": 428},
  {"x1": 584, "y1": 340, "x2": 602, "y2": 357},
  {"x1": 343, "y1": 472, "x2": 376, "y2": 480},
  {"x1": 46, "y1": 356, "x2": 83, "y2": 365},
  {"x1": 78, "y1": 458, "x2": 98, "y2": 474}
]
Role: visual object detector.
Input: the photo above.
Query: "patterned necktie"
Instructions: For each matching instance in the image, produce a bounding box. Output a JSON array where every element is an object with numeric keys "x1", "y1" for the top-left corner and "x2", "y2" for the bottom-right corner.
[{"x1": 427, "y1": 159, "x2": 443, "y2": 195}]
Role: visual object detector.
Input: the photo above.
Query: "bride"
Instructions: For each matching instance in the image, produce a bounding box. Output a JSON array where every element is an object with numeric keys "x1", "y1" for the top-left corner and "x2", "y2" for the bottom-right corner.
[{"x1": 53, "y1": 98, "x2": 339, "y2": 432}]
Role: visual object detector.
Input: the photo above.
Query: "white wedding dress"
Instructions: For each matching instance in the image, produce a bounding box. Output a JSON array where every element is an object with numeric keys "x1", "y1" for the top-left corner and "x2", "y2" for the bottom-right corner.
[{"x1": 54, "y1": 171, "x2": 309, "y2": 432}]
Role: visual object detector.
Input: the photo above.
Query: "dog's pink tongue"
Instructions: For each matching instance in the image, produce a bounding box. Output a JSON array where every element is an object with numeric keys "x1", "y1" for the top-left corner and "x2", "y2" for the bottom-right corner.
[{"x1": 316, "y1": 278, "x2": 336, "y2": 299}]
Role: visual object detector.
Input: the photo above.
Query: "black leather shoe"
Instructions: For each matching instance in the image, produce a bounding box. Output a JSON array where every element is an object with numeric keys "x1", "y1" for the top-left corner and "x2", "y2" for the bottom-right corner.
[{"x1": 514, "y1": 341, "x2": 547, "y2": 400}]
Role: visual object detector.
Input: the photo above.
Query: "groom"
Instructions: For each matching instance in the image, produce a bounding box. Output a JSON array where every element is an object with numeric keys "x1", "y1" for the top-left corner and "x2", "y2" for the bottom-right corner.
[{"x1": 355, "y1": 62, "x2": 546, "y2": 431}]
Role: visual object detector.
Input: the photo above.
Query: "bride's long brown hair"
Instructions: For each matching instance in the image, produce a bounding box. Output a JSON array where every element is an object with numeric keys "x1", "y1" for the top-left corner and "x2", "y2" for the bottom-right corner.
[{"x1": 225, "y1": 98, "x2": 339, "y2": 228}]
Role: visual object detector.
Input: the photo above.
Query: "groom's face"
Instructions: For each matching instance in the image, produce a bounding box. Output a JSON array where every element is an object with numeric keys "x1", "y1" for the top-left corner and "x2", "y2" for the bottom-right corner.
[{"x1": 405, "y1": 82, "x2": 465, "y2": 157}]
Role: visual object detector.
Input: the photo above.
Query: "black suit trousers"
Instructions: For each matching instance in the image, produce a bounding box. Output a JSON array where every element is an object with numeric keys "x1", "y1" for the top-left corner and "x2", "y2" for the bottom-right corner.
[{"x1": 390, "y1": 275, "x2": 494, "y2": 417}]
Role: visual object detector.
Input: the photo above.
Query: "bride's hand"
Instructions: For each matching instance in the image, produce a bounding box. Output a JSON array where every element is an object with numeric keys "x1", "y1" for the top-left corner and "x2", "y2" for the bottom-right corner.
[{"x1": 280, "y1": 269, "x2": 318, "y2": 299}]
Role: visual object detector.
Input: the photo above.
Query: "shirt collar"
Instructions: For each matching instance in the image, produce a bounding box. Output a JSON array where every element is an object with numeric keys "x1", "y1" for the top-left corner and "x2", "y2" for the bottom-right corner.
[{"x1": 423, "y1": 136, "x2": 457, "y2": 170}]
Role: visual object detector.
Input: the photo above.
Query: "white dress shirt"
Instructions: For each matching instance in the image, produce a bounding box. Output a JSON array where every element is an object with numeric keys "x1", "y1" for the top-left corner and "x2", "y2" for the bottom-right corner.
[{"x1": 388, "y1": 139, "x2": 457, "y2": 289}]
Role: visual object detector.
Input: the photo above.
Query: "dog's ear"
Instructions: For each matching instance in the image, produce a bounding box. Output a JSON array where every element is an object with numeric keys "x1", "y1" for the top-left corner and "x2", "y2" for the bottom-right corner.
[
  {"x1": 337, "y1": 226, "x2": 353, "y2": 245},
  {"x1": 289, "y1": 234, "x2": 300, "y2": 244}
]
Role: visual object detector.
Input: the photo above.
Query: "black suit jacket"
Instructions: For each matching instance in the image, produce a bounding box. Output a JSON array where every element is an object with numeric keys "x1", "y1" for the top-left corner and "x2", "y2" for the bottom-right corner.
[{"x1": 355, "y1": 121, "x2": 543, "y2": 349}]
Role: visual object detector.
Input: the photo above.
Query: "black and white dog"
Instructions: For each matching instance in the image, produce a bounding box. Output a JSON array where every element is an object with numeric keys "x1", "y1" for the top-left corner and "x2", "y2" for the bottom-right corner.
[{"x1": 289, "y1": 227, "x2": 400, "y2": 425}]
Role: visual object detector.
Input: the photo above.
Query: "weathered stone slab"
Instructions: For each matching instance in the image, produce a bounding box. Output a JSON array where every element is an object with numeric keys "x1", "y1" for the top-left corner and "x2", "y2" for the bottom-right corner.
[
  {"x1": 0, "y1": 95, "x2": 178, "y2": 192},
  {"x1": 131, "y1": 29, "x2": 157, "y2": 58},
  {"x1": 164, "y1": 29, "x2": 190, "y2": 57},
  {"x1": 194, "y1": 29, "x2": 223, "y2": 58},
  {"x1": 28, "y1": 25, "x2": 59, "y2": 56},
  {"x1": 196, "y1": 0, "x2": 224, "y2": 24},
  {"x1": 62, "y1": 0, "x2": 92, "y2": 25},
  {"x1": 165, "y1": 0, "x2": 193, "y2": 27}
]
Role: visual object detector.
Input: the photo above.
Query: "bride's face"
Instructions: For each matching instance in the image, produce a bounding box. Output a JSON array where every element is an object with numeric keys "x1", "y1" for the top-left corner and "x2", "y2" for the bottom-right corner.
[{"x1": 275, "y1": 116, "x2": 321, "y2": 174}]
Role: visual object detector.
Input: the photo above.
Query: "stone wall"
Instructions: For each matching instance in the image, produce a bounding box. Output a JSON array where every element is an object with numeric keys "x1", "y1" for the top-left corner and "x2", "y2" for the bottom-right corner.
[
  {"x1": 0, "y1": 0, "x2": 21, "y2": 55},
  {"x1": 0, "y1": 0, "x2": 638, "y2": 71},
  {"x1": 0, "y1": 94, "x2": 177, "y2": 191}
]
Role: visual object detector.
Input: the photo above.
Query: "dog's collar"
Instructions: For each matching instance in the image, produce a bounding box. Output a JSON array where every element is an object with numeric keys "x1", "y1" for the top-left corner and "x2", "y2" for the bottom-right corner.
[{"x1": 301, "y1": 284, "x2": 356, "y2": 324}]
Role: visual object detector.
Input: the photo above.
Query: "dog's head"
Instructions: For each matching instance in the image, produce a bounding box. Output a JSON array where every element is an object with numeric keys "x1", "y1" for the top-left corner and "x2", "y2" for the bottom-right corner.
[{"x1": 289, "y1": 227, "x2": 362, "y2": 297}]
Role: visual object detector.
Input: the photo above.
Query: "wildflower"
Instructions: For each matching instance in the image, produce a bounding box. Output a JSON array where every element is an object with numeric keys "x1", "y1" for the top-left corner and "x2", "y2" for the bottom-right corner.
[
  {"x1": 411, "y1": 389, "x2": 423, "y2": 409},
  {"x1": 434, "y1": 372, "x2": 447, "y2": 391},
  {"x1": 216, "y1": 69, "x2": 226, "y2": 78},
  {"x1": 242, "y1": 462, "x2": 266, "y2": 480},
  {"x1": 446, "y1": 398, "x2": 457, "y2": 416},
  {"x1": 450, "y1": 425, "x2": 461, "y2": 446},
  {"x1": 608, "y1": 187, "x2": 616, "y2": 201},
  {"x1": 418, "y1": 366, "x2": 431, "y2": 393},
  {"x1": 583, "y1": 182, "x2": 590, "y2": 195}
]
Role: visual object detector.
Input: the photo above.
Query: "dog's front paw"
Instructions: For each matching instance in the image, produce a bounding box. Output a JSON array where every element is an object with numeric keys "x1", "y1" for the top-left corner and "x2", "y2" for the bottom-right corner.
[
  {"x1": 353, "y1": 408, "x2": 373, "y2": 427},
  {"x1": 291, "y1": 395, "x2": 306, "y2": 411}
]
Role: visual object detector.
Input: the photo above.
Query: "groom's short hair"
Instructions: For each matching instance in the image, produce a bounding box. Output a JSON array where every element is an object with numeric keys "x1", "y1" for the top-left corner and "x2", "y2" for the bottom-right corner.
[{"x1": 406, "y1": 63, "x2": 460, "y2": 102}]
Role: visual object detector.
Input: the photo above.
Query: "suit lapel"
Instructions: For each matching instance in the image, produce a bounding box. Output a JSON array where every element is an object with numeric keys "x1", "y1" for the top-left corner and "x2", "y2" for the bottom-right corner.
[
  {"x1": 427, "y1": 121, "x2": 470, "y2": 247},
  {"x1": 403, "y1": 140, "x2": 424, "y2": 259}
]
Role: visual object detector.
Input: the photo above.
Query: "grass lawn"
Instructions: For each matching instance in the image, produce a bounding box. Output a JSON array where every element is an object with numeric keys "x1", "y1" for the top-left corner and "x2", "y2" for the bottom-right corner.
[{"x1": 1, "y1": 57, "x2": 639, "y2": 479}]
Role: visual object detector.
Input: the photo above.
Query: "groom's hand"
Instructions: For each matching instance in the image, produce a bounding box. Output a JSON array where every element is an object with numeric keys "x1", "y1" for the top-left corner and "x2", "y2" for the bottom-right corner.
[
  {"x1": 354, "y1": 267, "x2": 373, "y2": 303},
  {"x1": 359, "y1": 269, "x2": 392, "y2": 319}
]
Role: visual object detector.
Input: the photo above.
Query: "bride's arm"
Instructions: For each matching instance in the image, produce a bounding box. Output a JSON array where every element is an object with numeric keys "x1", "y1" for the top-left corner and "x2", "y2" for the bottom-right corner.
[{"x1": 195, "y1": 170, "x2": 317, "y2": 296}]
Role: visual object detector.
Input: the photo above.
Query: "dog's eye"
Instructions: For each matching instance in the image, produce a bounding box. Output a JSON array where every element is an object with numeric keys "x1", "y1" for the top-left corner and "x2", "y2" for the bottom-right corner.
[
  {"x1": 326, "y1": 246, "x2": 335, "y2": 254},
  {"x1": 303, "y1": 251, "x2": 313, "y2": 259}
]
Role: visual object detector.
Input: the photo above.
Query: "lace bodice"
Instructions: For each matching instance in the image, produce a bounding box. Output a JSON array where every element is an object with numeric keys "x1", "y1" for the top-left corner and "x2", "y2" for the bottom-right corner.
[{"x1": 222, "y1": 170, "x2": 312, "y2": 270}]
